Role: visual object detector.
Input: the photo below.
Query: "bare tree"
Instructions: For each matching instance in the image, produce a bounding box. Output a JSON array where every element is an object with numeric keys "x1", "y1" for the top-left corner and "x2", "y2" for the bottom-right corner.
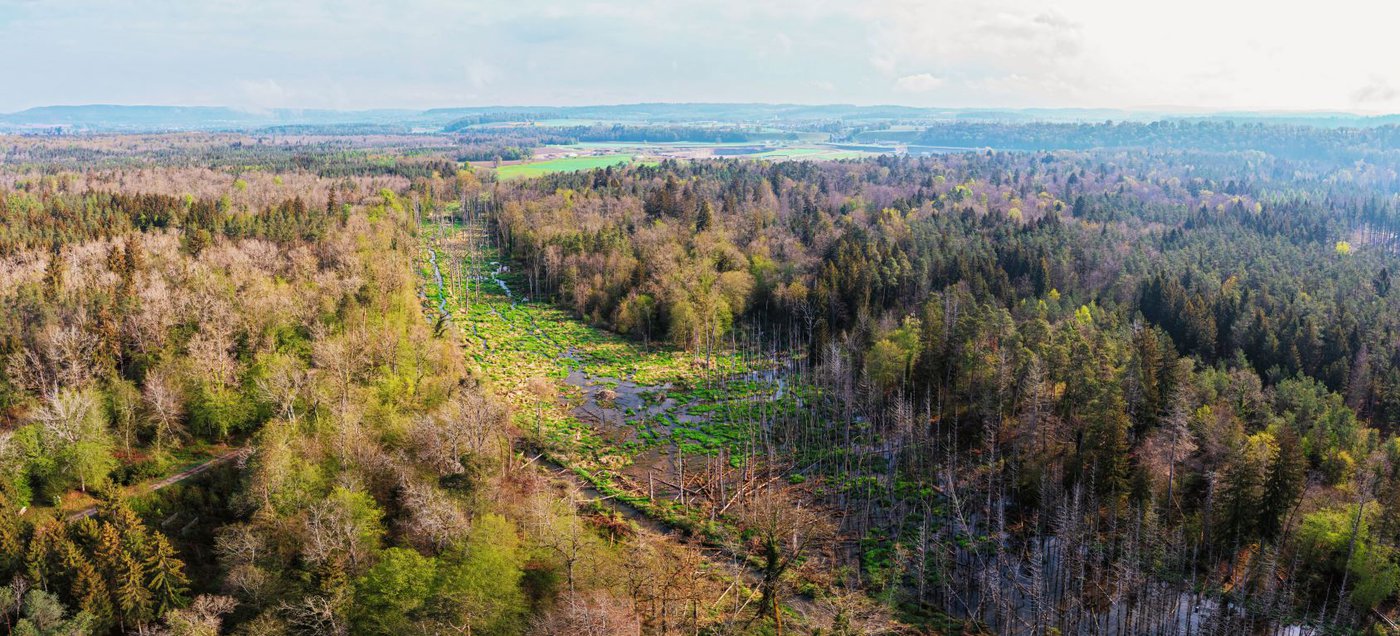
[
  {"x1": 526, "y1": 377, "x2": 555, "y2": 439},
  {"x1": 142, "y1": 368, "x2": 187, "y2": 450},
  {"x1": 527, "y1": 590, "x2": 642, "y2": 636},
  {"x1": 396, "y1": 479, "x2": 470, "y2": 553},
  {"x1": 278, "y1": 593, "x2": 348, "y2": 636},
  {"x1": 150, "y1": 595, "x2": 237, "y2": 636},
  {"x1": 738, "y1": 486, "x2": 834, "y2": 635},
  {"x1": 254, "y1": 353, "x2": 313, "y2": 425}
]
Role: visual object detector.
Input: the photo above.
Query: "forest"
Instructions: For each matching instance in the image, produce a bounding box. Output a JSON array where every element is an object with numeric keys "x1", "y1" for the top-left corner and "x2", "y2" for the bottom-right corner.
[{"x1": 2, "y1": 120, "x2": 1400, "y2": 635}]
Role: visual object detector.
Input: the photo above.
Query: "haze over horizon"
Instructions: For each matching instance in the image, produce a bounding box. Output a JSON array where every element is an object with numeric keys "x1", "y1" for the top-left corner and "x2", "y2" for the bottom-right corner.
[{"x1": 4, "y1": 0, "x2": 1399, "y2": 115}]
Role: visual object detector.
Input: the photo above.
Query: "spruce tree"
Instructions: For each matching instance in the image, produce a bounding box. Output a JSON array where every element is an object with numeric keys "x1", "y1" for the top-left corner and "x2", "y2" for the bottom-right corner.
[
  {"x1": 115, "y1": 553, "x2": 152, "y2": 627},
  {"x1": 70, "y1": 556, "x2": 113, "y2": 631},
  {"x1": 143, "y1": 534, "x2": 189, "y2": 615},
  {"x1": 1260, "y1": 428, "x2": 1307, "y2": 540}
]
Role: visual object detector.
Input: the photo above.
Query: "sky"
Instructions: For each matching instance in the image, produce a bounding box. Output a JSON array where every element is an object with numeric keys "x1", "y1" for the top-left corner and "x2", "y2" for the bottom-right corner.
[{"x1": 2, "y1": 0, "x2": 1398, "y2": 114}]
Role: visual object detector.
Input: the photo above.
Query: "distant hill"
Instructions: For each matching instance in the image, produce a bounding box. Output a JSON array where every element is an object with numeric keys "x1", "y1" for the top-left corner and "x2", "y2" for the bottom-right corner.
[
  {"x1": 2, "y1": 103, "x2": 1396, "y2": 133},
  {"x1": 1, "y1": 105, "x2": 266, "y2": 129},
  {"x1": 0, "y1": 105, "x2": 421, "y2": 132}
]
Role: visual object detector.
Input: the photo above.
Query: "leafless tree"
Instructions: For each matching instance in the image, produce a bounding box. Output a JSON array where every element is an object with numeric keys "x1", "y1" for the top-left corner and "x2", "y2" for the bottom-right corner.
[
  {"x1": 149, "y1": 595, "x2": 237, "y2": 636},
  {"x1": 278, "y1": 593, "x2": 348, "y2": 636},
  {"x1": 738, "y1": 486, "x2": 834, "y2": 636},
  {"x1": 527, "y1": 590, "x2": 642, "y2": 636},
  {"x1": 142, "y1": 368, "x2": 187, "y2": 449}
]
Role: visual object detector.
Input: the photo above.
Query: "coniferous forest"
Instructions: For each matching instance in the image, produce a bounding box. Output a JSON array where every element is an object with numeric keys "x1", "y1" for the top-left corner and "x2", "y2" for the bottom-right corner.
[{"x1": 2, "y1": 119, "x2": 1400, "y2": 636}]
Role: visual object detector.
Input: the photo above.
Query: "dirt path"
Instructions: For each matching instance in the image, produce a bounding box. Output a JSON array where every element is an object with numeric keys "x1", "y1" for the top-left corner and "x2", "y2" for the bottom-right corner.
[{"x1": 66, "y1": 448, "x2": 246, "y2": 522}]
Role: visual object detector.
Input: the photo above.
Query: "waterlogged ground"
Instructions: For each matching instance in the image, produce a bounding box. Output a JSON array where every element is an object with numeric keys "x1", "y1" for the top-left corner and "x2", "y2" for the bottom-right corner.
[{"x1": 421, "y1": 218, "x2": 803, "y2": 519}]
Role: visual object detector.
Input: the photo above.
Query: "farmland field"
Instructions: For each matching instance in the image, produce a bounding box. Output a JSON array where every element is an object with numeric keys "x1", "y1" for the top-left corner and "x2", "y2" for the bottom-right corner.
[
  {"x1": 494, "y1": 153, "x2": 643, "y2": 179},
  {"x1": 493, "y1": 141, "x2": 889, "y2": 173}
]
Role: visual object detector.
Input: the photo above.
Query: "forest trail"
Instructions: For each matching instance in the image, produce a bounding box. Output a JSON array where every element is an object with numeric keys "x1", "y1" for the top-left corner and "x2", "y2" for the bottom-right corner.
[{"x1": 66, "y1": 448, "x2": 245, "y2": 522}]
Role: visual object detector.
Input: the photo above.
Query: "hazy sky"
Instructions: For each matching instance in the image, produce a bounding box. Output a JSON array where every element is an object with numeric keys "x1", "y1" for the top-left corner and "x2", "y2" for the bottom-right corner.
[{"x1": 2, "y1": 0, "x2": 1398, "y2": 113}]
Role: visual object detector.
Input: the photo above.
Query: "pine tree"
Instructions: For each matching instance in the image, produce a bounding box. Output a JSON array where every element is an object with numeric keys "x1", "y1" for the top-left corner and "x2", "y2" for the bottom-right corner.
[
  {"x1": 25, "y1": 522, "x2": 60, "y2": 591},
  {"x1": 1260, "y1": 428, "x2": 1307, "y2": 540},
  {"x1": 42, "y1": 244, "x2": 65, "y2": 301},
  {"x1": 103, "y1": 502, "x2": 149, "y2": 561},
  {"x1": 93, "y1": 523, "x2": 124, "y2": 582},
  {"x1": 70, "y1": 554, "x2": 114, "y2": 631},
  {"x1": 696, "y1": 199, "x2": 715, "y2": 232},
  {"x1": 115, "y1": 553, "x2": 152, "y2": 627},
  {"x1": 1216, "y1": 434, "x2": 1271, "y2": 549},
  {"x1": 144, "y1": 534, "x2": 189, "y2": 615},
  {"x1": 0, "y1": 497, "x2": 20, "y2": 576}
]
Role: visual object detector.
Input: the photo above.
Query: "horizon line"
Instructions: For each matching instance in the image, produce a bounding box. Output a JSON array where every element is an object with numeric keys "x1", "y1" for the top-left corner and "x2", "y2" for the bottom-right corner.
[{"x1": 5, "y1": 102, "x2": 1399, "y2": 119}]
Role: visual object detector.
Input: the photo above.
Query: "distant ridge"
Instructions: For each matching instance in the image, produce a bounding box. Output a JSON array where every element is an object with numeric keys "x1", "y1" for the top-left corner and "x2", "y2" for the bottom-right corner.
[
  {"x1": 0, "y1": 104, "x2": 422, "y2": 132},
  {"x1": 2, "y1": 103, "x2": 1396, "y2": 133}
]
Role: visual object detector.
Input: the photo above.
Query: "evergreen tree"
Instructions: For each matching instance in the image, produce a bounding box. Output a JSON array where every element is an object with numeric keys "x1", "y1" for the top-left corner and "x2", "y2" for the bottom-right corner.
[
  {"x1": 1216, "y1": 433, "x2": 1272, "y2": 548},
  {"x1": 41, "y1": 245, "x2": 64, "y2": 302},
  {"x1": 69, "y1": 556, "x2": 113, "y2": 631},
  {"x1": 144, "y1": 534, "x2": 189, "y2": 616},
  {"x1": 115, "y1": 553, "x2": 152, "y2": 627},
  {"x1": 1260, "y1": 428, "x2": 1307, "y2": 540}
]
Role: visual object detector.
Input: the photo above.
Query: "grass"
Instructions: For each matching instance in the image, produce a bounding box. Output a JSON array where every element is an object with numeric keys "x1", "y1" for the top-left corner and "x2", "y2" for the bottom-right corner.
[
  {"x1": 495, "y1": 154, "x2": 641, "y2": 180},
  {"x1": 490, "y1": 143, "x2": 882, "y2": 177}
]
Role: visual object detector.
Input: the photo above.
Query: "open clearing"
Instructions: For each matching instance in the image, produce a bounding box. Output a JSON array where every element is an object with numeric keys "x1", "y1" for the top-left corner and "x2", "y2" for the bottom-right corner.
[
  {"x1": 421, "y1": 215, "x2": 803, "y2": 529},
  {"x1": 478, "y1": 139, "x2": 892, "y2": 179},
  {"x1": 493, "y1": 153, "x2": 643, "y2": 179}
]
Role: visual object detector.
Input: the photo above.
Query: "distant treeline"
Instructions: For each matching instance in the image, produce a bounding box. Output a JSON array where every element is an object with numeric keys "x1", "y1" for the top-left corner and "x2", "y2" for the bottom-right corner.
[
  {"x1": 881, "y1": 120, "x2": 1400, "y2": 159},
  {"x1": 445, "y1": 121, "x2": 780, "y2": 142}
]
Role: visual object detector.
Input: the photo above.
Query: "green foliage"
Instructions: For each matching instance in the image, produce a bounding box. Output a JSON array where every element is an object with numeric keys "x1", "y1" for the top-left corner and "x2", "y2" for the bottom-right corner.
[
  {"x1": 434, "y1": 514, "x2": 526, "y2": 635},
  {"x1": 187, "y1": 383, "x2": 258, "y2": 441},
  {"x1": 1275, "y1": 376, "x2": 1362, "y2": 483},
  {"x1": 144, "y1": 534, "x2": 189, "y2": 615},
  {"x1": 353, "y1": 547, "x2": 437, "y2": 633},
  {"x1": 13, "y1": 390, "x2": 117, "y2": 501},
  {"x1": 1296, "y1": 503, "x2": 1400, "y2": 609},
  {"x1": 866, "y1": 316, "x2": 921, "y2": 391},
  {"x1": 5, "y1": 589, "x2": 94, "y2": 636}
]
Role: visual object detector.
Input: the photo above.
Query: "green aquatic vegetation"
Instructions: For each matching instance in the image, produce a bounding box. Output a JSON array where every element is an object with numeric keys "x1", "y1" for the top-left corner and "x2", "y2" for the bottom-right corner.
[{"x1": 422, "y1": 216, "x2": 799, "y2": 539}]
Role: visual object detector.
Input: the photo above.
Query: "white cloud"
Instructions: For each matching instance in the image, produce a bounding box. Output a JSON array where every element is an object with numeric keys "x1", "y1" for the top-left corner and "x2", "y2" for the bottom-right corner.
[
  {"x1": 774, "y1": 32, "x2": 793, "y2": 55},
  {"x1": 237, "y1": 79, "x2": 291, "y2": 111},
  {"x1": 1352, "y1": 77, "x2": 1398, "y2": 107},
  {"x1": 2, "y1": 0, "x2": 1400, "y2": 112},
  {"x1": 466, "y1": 60, "x2": 499, "y2": 90},
  {"x1": 894, "y1": 73, "x2": 944, "y2": 93}
]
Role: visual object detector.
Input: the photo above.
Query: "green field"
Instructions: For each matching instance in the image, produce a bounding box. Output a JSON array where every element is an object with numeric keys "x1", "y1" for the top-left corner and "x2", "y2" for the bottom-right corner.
[
  {"x1": 492, "y1": 144, "x2": 880, "y2": 182},
  {"x1": 495, "y1": 154, "x2": 640, "y2": 179}
]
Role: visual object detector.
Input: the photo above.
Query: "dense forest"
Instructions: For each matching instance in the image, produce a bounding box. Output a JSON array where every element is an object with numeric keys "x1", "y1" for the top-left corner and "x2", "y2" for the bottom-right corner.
[
  {"x1": 490, "y1": 140, "x2": 1400, "y2": 632},
  {"x1": 889, "y1": 120, "x2": 1400, "y2": 158},
  {"x1": 3, "y1": 121, "x2": 1400, "y2": 634},
  {"x1": 0, "y1": 160, "x2": 758, "y2": 635}
]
